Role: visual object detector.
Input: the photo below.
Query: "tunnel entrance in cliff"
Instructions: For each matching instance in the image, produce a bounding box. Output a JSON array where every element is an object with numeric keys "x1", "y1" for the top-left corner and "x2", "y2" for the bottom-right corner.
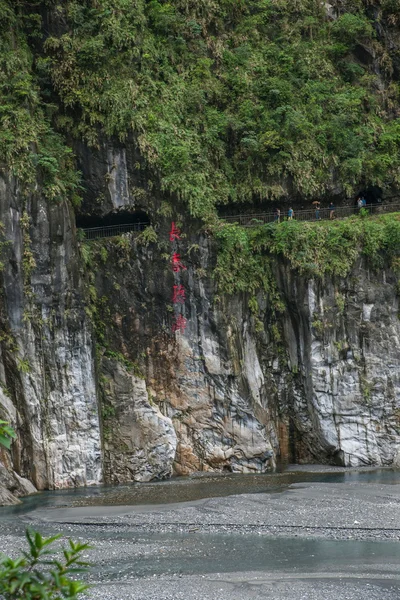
[
  {"x1": 76, "y1": 210, "x2": 150, "y2": 240},
  {"x1": 355, "y1": 186, "x2": 383, "y2": 206}
]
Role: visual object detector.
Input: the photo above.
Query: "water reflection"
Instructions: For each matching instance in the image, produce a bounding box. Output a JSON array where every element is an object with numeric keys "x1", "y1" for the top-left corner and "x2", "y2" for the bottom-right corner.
[
  {"x1": 1, "y1": 467, "x2": 400, "y2": 518},
  {"x1": 87, "y1": 531, "x2": 400, "y2": 580}
]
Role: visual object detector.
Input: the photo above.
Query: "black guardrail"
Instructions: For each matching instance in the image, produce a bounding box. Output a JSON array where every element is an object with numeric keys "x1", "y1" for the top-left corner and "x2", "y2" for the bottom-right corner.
[
  {"x1": 79, "y1": 203, "x2": 400, "y2": 239},
  {"x1": 79, "y1": 222, "x2": 148, "y2": 240},
  {"x1": 223, "y1": 203, "x2": 400, "y2": 227}
]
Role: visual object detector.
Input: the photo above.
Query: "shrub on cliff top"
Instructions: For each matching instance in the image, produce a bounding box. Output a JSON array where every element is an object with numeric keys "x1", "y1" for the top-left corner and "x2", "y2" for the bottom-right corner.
[
  {"x1": 0, "y1": 0, "x2": 81, "y2": 203},
  {"x1": 41, "y1": 0, "x2": 400, "y2": 216}
]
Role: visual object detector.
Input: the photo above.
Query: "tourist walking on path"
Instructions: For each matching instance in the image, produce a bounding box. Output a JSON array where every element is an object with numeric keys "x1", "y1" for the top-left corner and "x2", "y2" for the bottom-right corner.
[
  {"x1": 313, "y1": 201, "x2": 320, "y2": 220},
  {"x1": 329, "y1": 202, "x2": 335, "y2": 219},
  {"x1": 274, "y1": 208, "x2": 280, "y2": 223},
  {"x1": 288, "y1": 207, "x2": 294, "y2": 220}
]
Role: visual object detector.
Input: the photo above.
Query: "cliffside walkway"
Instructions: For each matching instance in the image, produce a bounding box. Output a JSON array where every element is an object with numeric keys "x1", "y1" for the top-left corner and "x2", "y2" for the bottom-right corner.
[
  {"x1": 223, "y1": 202, "x2": 400, "y2": 227},
  {"x1": 80, "y1": 222, "x2": 148, "y2": 240},
  {"x1": 79, "y1": 204, "x2": 400, "y2": 239}
]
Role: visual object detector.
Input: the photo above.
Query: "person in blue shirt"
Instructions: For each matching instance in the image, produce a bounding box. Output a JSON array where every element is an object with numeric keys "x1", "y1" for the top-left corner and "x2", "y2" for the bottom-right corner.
[
  {"x1": 357, "y1": 195, "x2": 366, "y2": 213},
  {"x1": 329, "y1": 202, "x2": 335, "y2": 219},
  {"x1": 288, "y1": 207, "x2": 294, "y2": 220}
]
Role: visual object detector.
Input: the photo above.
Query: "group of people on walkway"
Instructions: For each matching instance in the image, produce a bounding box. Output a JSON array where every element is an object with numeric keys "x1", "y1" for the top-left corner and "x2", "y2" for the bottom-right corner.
[
  {"x1": 273, "y1": 195, "x2": 367, "y2": 223},
  {"x1": 357, "y1": 195, "x2": 367, "y2": 209},
  {"x1": 274, "y1": 201, "x2": 337, "y2": 223}
]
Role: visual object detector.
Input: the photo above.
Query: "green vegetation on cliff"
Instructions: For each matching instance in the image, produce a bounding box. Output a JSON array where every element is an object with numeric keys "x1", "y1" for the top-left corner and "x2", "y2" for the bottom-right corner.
[
  {"x1": 0, "y1": 2, "x2": 80, "y2": 202},
  {"x1": 0, "y1": 420, "x2": 16, "y2": 450},
  {"x1": 214, "y1": 212, "x2": 400, "y2": 294},
  {"x1": 3, "y1": 0, "x2": 400, "y2": 217}
]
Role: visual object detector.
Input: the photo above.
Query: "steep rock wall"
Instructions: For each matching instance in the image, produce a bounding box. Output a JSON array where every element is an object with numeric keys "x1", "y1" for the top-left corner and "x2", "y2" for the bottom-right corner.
[
  {"x1": 0, "y1": 172, "x2": 101, "y2": 502},
  {"x1": 77, "y1": 139, "x2": 399, "y2": 475},
  {"x1": 1, "y1": 137, "x2": 400, "y2": 503},
  {"x1": 274, "y1": 263, "x2": 400, "y2": 466},
  {"x1": 89, "y1": 227, "x2": 400, "y2": 477}
]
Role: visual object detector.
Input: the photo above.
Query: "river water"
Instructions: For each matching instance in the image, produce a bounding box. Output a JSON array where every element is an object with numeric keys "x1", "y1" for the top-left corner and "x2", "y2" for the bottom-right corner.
[
  {"x1": 2, "y1": 465, "x2": 400, "y2": 514},
  {"x1": 2, "y1": 467, "x2": 400, "y2": 600}
]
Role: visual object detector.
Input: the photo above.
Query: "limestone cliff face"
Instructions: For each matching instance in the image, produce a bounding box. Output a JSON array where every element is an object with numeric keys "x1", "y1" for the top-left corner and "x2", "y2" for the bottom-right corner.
[
  {"x1": 76, "y1": 140, "x2": 400, "y2": 479},
  {"x1": 91, "y1": 224, "x2": 400, "y2": 478},
  {"x1": 0, "y1": 171, "x2": 101, "y2": 503},
  {"x1": 0, "y1": 139, "x2": 400, "y2": 503},
  {"x1": 273, "y1": 263, "x2": 400, "y2": 467}
]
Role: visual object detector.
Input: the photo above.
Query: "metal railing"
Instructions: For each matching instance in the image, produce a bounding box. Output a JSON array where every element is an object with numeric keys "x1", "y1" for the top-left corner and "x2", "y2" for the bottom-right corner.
[
  {"x1": 79, "y1": 222, "x2": 148, "y2": 240},
  {"x1": 78, "y1": 203, "x2": 400, "y2": 239},
  {"x1": 223, "y1": 203, "x2": 400, "y2": 227}
]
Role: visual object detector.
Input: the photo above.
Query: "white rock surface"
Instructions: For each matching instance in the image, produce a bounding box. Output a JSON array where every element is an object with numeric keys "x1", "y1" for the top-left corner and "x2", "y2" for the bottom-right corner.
[
  {"x1": 102, "y1": 359, "x2": 177, "y2": 482},
  {"x1": 0, "y1": 173, "x2": 102, "y2": 495}
]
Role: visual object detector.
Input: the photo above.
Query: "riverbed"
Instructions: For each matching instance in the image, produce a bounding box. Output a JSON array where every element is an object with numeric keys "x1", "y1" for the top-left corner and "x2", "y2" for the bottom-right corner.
[{"x1": 1, "y1": 467, "x2": 400, "y2": 599}]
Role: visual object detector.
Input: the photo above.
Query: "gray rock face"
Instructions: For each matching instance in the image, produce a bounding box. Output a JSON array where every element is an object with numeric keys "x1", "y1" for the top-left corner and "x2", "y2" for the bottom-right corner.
[
  {"x1": 323, "y1": 2, "x2": 336, "y2": 20},
  {"x1": 101, "y1": 358, "x2": 177, "y2": 482},
  {"x1": 186, "y1": 255, "x2": 400, "y2": 469},
  {"x1": 1, "y1": 136, "x2": 400, "y2": 503},
  {"x1": 89, "y1": 220, "x2": 400, "y2": 473},
  {"x1": 0, "y1": 459, "x2": 36, "y2": 505},
  {"x1": 72, "y1": 138, "x2": 400, "y2": 475},
  {"x1": 292, "y1": 269, "x2": 400, "y2": 467},
  {"x1": 0, "y1": 172, "x2": 101, "y2": 493}
]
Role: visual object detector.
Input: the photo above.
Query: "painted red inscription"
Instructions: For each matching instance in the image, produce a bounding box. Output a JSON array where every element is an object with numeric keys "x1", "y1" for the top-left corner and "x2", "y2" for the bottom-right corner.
[
  {"x1": 172, "y1": 315, "x2": 187, "y2": 333},
  {"x1": 172, "y1": 284, "x2": 186, "y2": 304},
  {"x1": 169, "y1": 222, "x2": 181, "y2": 242},
  {"x1": 170, "y1": 221, "x2": 188, "y2": 334},
  {"x1": 172, "y1": 252, "x2": 187, "y2": 272}
]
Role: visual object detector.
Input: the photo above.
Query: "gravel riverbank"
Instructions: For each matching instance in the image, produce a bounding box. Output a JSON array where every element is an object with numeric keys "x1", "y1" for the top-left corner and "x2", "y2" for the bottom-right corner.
[{"x1": 2, "y1": 473, "x2": 400, "y2": 599}]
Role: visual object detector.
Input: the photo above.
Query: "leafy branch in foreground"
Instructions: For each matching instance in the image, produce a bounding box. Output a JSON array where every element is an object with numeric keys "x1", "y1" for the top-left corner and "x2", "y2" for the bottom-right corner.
[
  {"x1": 0, "y1": 421, "x2": 16, "y2": 451},
  {"x1": 0, "y1": 530, "x2": 90, "y2": 599},
  {"x1": 0, "y1": 427, "x2": 90, "y2": 597}
]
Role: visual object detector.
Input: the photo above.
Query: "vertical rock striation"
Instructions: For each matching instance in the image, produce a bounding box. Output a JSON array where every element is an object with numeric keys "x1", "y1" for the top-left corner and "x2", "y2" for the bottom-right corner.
[
  {"x1": 284, "y1": 265, "x2": 400, "y2": 467},
  {"x1": 0, "y1": 172, "x2": 101, "y2": 498},
  {"x1": 74, "y1": 141, "x2": 400, "y2": 479},
  {"x1": 1, "y1": 136, "x2": 400, "y2": 505}
]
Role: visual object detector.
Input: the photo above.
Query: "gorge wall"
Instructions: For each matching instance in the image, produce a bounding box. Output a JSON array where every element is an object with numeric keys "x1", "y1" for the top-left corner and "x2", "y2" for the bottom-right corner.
[
  {"x1": 1, "y1": 0, "x2": 400, "y2": 504},
  {"x1": 0, "y1": 171, "x2": 101, "y2": 504},
  {"x1": 76, "y1": 142, "x2": 400, "y2": 477},
  {"x1": 0, "y1": 138, "x2": 399, "y2": 504}
]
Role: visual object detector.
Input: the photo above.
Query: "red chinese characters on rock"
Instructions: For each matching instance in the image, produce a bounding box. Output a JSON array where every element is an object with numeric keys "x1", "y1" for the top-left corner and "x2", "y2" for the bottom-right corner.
[
  {"x1": 172, "y1": 252, "x2": 187, "y2": 273},
  {"x1": 170, "y1": 222, "x2": 187, "y2": 334},
  {"x1": 172, "y1": 284, "x2": 186, "y2": 304},
  {"x1": 172, "y1": 315, "x2": 187, "y2": 333},
  {"x1": 169, "y1": 222, "x2": 181, "y2": 242}
]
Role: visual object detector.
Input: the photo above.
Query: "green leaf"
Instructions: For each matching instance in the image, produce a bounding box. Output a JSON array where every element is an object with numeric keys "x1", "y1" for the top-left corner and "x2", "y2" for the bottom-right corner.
[{"x1": 0, "y1": 433, "x2": 12, "y2": 449}]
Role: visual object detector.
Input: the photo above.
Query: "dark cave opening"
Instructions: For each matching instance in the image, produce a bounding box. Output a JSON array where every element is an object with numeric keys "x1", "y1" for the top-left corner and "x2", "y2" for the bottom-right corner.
[
  {"x1": 355, "y1": 186, "x2": 383, "y2": 205},
  {"x1": 76, "y1": 210, "x2": 151, "y2": 229}
]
